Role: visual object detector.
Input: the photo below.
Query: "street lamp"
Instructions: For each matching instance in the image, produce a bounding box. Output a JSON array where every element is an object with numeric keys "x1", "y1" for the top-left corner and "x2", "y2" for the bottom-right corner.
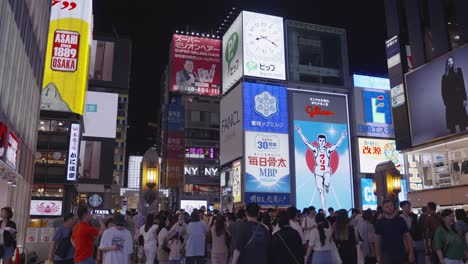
[
  {"x1": 373, "y1": 161, "x2": 402, "y2": 206},
  {"x1": 139, "y1": 147, "x2": 160, "y2": 217}
]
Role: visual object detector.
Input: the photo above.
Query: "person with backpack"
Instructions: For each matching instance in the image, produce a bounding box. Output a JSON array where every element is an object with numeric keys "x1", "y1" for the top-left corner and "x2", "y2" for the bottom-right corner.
[
  {"x1": 48, "y1": 213, "x2": 76, "y2": 264},
  {"x1": 432, "y1": 209, "x2": 466, "y2": 264}
]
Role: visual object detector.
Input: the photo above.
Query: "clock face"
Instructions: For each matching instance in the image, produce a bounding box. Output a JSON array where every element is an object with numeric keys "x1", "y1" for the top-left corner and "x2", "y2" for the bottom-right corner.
[{"x1": 245, "y1": 18, "x2": 283, "y2": 60}]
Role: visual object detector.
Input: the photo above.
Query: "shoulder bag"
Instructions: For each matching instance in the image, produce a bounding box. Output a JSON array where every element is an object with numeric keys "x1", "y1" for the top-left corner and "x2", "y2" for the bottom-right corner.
[
  {"x1": 55, "y1": 231, "x2": 73, "y2": 258},
  {"x1": 277, "y1": 232, "x2": 300, "y2": 264}
]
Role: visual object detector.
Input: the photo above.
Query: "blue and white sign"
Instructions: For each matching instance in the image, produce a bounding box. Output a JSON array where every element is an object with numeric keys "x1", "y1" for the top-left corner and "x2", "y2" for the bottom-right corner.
[
  {"x1": 245, "y1": 131, "x2": 290, "y2": 193},
  {"x1": 361, "y1": 178, "x2": 377, "y2": 210},
  {"x1": 167, "y1": 104, "x2": 185, "y2": 132},
  {"x1": 243, "y1": 82, "x2": 288, "y2": 133},
  {"x1": 363, "y1": 91, "x2": 392, "y2": 125},
  {"x1": 245, "y1": 192, "x2": 291, "y2": 207},
  {"x1": 353, "y1": 74, "x2": 390, "y2": 90}
]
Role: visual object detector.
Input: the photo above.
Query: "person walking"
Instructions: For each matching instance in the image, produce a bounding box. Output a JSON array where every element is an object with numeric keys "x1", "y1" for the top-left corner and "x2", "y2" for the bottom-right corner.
[
  {"x1": 269, "y1": 211, "x2": 304, "y2": 264},
  {"x1": 399, "y1": 201, "x2": 425, "y2": 264},
  {"x1": 333, "y1": 209, "x2": 358, "y2": 264},
  {"x1": 72, "y1": 207, "x2": 105, "y2": 264},
  {"x1": 139, "y1": 213, "x2": 158, "y2": 264},
  {"x1": 48, "y1": 213, "x2": 76, "y2": 264},
  {"x1": 305, "y1": 213, "x2": 333, "y2": 264},
  {"x1": 167, "y1": 213, "x2": 188, "y2": 264},
  {"x1": 375, "y1": 200, "x2": 414, "y2": 264},
  {"x1": 210, "y1": 216, "x2": 229, "y2": 264},
  {"x1": 0, "y1": 207, "x2": 17, "y2": 264},
  {"x1": 355, "y1": 209, "x2": 376, "y2": 264},
  {"x1": 424, "y1": 202, "x2": 441, "y2": 264},
  {"x1": 157, "y1": 216, "x2": 171, "y2": 264},
  {"x1": 98, "y1": 214, "x2": 133, "y2": 264},
  {"x1": 185, "y1": 211, "x2": 208, "y2": 264},
  {"x1": 433, "y1": 209, "x2": 467, "y2": 264}
]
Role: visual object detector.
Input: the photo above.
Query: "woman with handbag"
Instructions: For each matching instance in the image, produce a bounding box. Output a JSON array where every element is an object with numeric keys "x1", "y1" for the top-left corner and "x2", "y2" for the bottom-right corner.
[
  {"x1": 157, "y1": 216, "x2": 171, "y2": 264},
  {"x1": 269, "y1": 211, "x2": 304, "y2": 264},
  {"x1": 333, "y1": 210, "x2": 358, "y2": 264},
  {"x1": 433, "y1": 209, "x2": 466, "y2": 264}
]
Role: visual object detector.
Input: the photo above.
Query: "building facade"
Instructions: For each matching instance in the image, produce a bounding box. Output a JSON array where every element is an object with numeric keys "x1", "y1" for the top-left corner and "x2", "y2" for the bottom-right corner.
[
  {"x1": 0, "y1": 0, "x2": 51, "y2": 244},
  {"x1": 384, "y1": 0, "x2": 468, "y2": 208}
]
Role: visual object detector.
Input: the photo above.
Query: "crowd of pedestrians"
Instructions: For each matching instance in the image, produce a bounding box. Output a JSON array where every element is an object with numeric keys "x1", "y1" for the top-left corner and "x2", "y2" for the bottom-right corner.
[{"x1": 40, "y1": 201, "x2": 468, "y2": 264}]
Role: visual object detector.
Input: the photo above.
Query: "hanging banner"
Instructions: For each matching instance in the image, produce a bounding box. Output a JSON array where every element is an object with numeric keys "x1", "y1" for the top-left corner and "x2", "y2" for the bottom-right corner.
[{"x1": 41, "y1": 0, "x2": 93, "y2": 115}]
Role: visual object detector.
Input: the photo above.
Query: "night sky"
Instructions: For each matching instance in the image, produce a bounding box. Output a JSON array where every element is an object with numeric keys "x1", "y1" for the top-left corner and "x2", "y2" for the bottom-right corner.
[{"x1": 93, "y1": 0, "x2": 389, "y2": 155}]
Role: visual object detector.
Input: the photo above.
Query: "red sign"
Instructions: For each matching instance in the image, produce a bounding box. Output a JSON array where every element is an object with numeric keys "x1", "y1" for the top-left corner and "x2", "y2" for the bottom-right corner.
[
  {"x1": 166, "y1": 132, "x2": 184, "y2": 159},
  {"x1": 6, "y1": 131, "x2": 19, "y2": 170},
  {"x1": 170, "y1": 34, "x2": 221, "y2": 96},
  {"x1": 51, "y1": 30, "x2": 80, "y2": 71},
  {"x1": 0, "y1": 123, "x2": 7, "y2": 157}
]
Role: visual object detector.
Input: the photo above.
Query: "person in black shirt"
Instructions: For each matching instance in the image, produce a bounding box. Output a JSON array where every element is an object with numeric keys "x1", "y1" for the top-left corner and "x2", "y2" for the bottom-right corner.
[
  {"x1": 326, "y1": 207, "x2": 336, "y2": 225},
  {"x1": 0, "y1": 207, "x2": 17, "y2": 264},
  {"x1": 375, "y1": 200, "x2": 414, "y2": 264},
  {"x1": 232, "y1": 203, "x2": 270, "y2": 264},
  {"x1": 269, "y1": 211, "x2": 304, "y2": 264}
]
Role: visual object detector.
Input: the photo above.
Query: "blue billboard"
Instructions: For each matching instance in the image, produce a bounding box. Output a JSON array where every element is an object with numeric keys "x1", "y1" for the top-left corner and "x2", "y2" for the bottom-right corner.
[
  {"x1": 167, "y1": 104, "x2": 185, "y2": 132},
  {"x1": 363, "y1": 90, "x2": 392, "y2": 125},
  {"x1": 243, "y1": 82, "x2": 288, "y2": 133},
  {"x1": 361, "y1": 178, "x2": 377, "y2": 210}
]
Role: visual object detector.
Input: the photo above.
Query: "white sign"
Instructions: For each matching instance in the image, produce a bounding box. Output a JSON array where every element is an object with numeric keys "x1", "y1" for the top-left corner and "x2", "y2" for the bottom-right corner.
[
  {"x1": 390, "y1": 83, "x2": 404, "y2": 98},
  {"x1": 243, "y1": 11, "x2": 286, "y2": 80},
  {"x1": 26, "y1": 228, "x2": 40, "y2": 243},
  {"x1": 244, "y1": 131, "x2": 290, "y2": 193},
  {"x1": 5, "y1": 132, "x2": 19, "y2": 170},
  {"x1": 358, "y1": 138, "x2": 404, "y2": 174},
  {"x1": 220, "y1": 83, "x2": 243, "y2": 165},
  {"x1": 67, "y1": 123, "x2": 80, "y2": 181},
  {"x1": 184, "y1": 166, "x2": 219, "y2": 176},
  {"x1": 222, "y1": 13, "x2": 243, "y2": 94},
  {"x1": 30, "y1": 200, "x2": 63, "y2": 216},
  {"x1": 83, "y1": 91, "x2": 118, "y2": 138},
  {"x1": 180, "y1": 200, "x2": 207, "y2": 214},
  {"x1": 40, "y1": 228, "x2": 54, "y2": 243},
  {"x1": 232, "y1": 160, "x2": 242, "y2": 203},
  {"x1": 391, "y1": 94, "x2": 405, "y2": 108}
]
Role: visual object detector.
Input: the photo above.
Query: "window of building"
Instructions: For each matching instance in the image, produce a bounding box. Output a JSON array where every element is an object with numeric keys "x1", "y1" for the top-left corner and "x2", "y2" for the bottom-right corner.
[{"x1": 89, "y1": 40, "x2": 115, "y2": 81}]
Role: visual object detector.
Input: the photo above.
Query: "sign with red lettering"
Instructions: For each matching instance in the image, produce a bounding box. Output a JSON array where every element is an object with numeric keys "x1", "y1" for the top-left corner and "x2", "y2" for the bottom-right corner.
[
  {"x1": 358, "y1": 138, "x2": 404, "y2": 174},
  {"x1": 51, "y1": 30, "x2": 80, "y2": 71},
  {"x1": 6, "y1": 131, "x2": 19, "y2": 170}
]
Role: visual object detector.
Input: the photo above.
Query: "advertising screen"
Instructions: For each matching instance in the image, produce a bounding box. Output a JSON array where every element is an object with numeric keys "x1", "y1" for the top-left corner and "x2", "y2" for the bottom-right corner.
[
  {"x1": 358, "y1": 138, "x2": 404, "y2": 174},
  {"x1": 30, "y1": 200, "x2": 63, "y2": 216},
  {"x1": 242, "y1": 11, "x2": 286, "y2": 80},
  {"x1": 79, "y1": 140, "x2": 101, "y2": 180},
  {"x1": 170, "y1": 34, "x2": 221, "y2": 96},
  {"x1": 222, "y1": 13, "x2": 243, "y2": 94},
  {"x1": 220, "y1": 83, "x2": 243, "y2": 165},
  {"x1": 41, "y1": 0, "x2": 93, "y2": 115},
  {"x1": 361, "y1": 178, "x2": 377, "y2": 210},
  {"x1": 180, "y1": 200, "x2": 207, "y2": 214},
  {"x1": 406, "y1": 46, "x2": 468, "y2": 146},
  {"x1": 232, "y1": 160, "x2": 242, "y2": 203},
  {"x1": 363, "y1": 91, "x2": 392, "y2": 125},
  {"x1": 292, "y1": 90, "x2": 353, "y2": 211},
  {"x1": 83, "y1": 91, "x2": 118, "y2": 138},
  {"x1": 89, "y1": 40, "x2": 115, "y2": 81}
]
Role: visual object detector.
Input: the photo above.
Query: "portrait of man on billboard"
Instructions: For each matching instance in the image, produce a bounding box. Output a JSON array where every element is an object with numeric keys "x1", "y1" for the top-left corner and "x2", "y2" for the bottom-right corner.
[
  {"x1": 296, "y1": 125, "x2": 346, "y2": 210},
  {"x1": 442, "y1": 56, "x2": 468, "y2": 133},
  {"x1": 175, "y1": 59, "x2": 199, "y2": 88}
]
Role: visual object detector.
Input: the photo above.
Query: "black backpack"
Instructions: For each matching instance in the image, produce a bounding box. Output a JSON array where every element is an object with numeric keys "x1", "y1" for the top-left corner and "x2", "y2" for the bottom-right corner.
[{"x1": 55, "y1": 231, "x2": 72, "y2": 258}]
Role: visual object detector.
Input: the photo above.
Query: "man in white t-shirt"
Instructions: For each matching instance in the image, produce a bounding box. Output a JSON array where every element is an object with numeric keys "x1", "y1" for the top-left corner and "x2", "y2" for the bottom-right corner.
[{"x1": 99, "y1": 214, "x2": 133, "y2": 264}]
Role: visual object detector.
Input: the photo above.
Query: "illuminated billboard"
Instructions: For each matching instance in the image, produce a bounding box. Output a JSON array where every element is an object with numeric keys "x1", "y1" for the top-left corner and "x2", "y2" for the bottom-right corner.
[
  {"x1": 406, "y1": 45, "x2": 468, "y2": 146},
  {"x1": 222, "y1": 13, "x2": 243, "y2": 94},
  {"x1": 292, "y1": 90, "x2": 353, "y2": 211},
  {"x1": 232, "y1": 160, "x2": 242, "y2": 203},
  {"x1": 30, "y1": 200, "x2": 63, "y2": 216},
  {"x1": 358, "y1": 138, "x2": 404, "y2": 174},
  {"x1": 242, "y1": 11, "x2": 286, "y2": 81},
  {"x1": 83, "y1": 92, "x2": 118, "y2": 138},
  {"x1": 41, "y1": 0, "x2": 93, "y2": 115},
  {"x1": 181, "y1": 200, "x2": 207, "y2": 214},
  {"x1": 171, "y1": 34, "x2": 221, "y2": 96},
  {"x1": 220, "y1": 83, "x2": 243, "y2": 165}
]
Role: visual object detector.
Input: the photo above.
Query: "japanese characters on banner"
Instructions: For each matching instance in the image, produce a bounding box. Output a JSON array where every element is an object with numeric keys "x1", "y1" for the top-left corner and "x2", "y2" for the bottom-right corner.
[
  {"x1": 171, "y1": 34, "x2": 221, "y2": 96},
  {"x1": 358, "y1": 138, "x2": 404, "y2": 174},
  {"x1": 407, "y1": 154, "x2": 423, "y2": 191},
  {"x1": 185, "y1": 147, "x2": 217, "y2": 159},
  {"x1": 292, "y1": 91, "x2": 353, "y2": 211},
  {"x1": 242, "y1": 12, "x2": 286, "y2": 81},
  {"x1": 243, "y1": 83, "x2": 290, "y2": 206},
  {"x1": 232, "y1": 160, "x2": 242, "y2": 203},
  {"x1": 165, "y1": 132, "x2": 184, "y2": 159},
  {"x1": 167, "y1": 104, "x2": 185, "y2": 132},
  {"x1": 41, "y1": 0, "x2": 93, "y2": 115},
  {"x1": 222, "y1": 13, "x2": 243, "y2": 94},
  {"x1": 67, "y1": 123, "x2": 80, "y2": 181}
]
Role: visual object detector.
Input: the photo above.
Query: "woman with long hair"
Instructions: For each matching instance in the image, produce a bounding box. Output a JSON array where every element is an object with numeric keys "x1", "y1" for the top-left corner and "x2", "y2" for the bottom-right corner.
[
  {"x1": 433, "y1": 209, "x2": 466, "y2": 264},
  {"x1": 139, "y1": 213, "x2": 158, "y2": 264},
  {"x1": 210, "y1": 216, "x2": 229, "y2": 264},
  {"x1": 0, "y1": 207, "x2": 17, "y2": 264},
  {"x1": 304, "y1": 212, "x2": 332, "y2": 264},
  {"x1": 157, "y1": 216, "x2": 170, "y2": 264},
  {"x1": 333, "y1": 209, "x2": 357, "y2": 264}
]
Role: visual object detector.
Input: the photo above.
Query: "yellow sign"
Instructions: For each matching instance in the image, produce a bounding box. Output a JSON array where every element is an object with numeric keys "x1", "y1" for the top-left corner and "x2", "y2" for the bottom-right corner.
[
  {"x1": 232, "y1": 160, "x2": 242, "y2": 203},
  {"x1": 41, "y1": 0, "x2": 93, "y2": 115}
]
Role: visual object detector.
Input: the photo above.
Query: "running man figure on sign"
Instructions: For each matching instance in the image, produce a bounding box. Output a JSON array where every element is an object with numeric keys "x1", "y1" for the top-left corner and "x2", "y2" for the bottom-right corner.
[{"x1": 296, "y1": 125, "x2": 346, "y2": 210}]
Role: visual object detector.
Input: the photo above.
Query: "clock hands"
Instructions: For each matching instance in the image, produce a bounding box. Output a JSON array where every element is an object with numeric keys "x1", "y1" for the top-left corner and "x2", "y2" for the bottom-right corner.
[{"x1": 255, "y1": 35, "x2": 278, "y2": 47}]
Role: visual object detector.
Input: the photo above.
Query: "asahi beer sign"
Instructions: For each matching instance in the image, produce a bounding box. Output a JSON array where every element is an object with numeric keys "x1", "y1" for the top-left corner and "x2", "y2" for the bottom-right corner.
[{"x1": 52, "y1": 30, "x2": 80, "y2": 71}]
